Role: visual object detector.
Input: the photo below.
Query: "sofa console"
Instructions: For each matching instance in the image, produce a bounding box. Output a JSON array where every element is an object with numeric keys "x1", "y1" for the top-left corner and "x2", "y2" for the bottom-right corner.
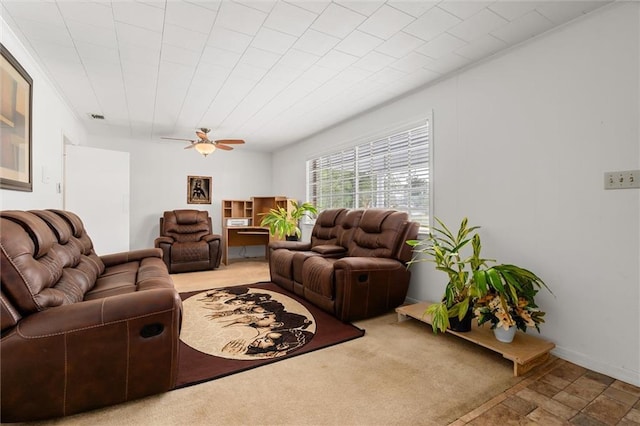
[
  {"x1": 269, "y1": 208, "x2": 419, "y2": 322},
  {"x1": 0, "y1": 210, "x2": 182, "y2": 422}
]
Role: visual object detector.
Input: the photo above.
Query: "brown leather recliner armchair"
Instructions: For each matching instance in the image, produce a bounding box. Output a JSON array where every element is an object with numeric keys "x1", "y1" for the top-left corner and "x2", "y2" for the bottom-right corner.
[{"x1": 155, "y1": 209, "x2": 222, "y2": 273}]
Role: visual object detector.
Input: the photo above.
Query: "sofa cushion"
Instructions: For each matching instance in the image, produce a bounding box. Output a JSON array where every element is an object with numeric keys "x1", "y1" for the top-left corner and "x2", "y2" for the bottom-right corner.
[{"x1": 348, "y1": 209, "x2": 409, "y2": 259}]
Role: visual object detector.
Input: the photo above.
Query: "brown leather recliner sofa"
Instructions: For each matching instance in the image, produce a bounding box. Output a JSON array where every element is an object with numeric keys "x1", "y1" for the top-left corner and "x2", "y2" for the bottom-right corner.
[
  {"x1": 155, "y1": 209, "x2": 222, "y2": 273},
  {"x1": 0, "y1": 209, "x2": 182, "y2": 423},
  {"x1": 269, "y1": 208, "x2": 420, "y2": 322}
]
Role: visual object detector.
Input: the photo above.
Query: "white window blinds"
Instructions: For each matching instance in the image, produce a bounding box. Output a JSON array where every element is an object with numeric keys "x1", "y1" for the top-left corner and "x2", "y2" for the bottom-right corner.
[{"x1": 307, "y1": 120, "x2": 431, "y2": 228}]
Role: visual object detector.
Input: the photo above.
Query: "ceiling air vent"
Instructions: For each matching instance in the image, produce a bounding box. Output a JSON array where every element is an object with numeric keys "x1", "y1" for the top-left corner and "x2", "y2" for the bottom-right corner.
[{"x1": 89, "y1": 113, "x2": 105, "y2": 120}]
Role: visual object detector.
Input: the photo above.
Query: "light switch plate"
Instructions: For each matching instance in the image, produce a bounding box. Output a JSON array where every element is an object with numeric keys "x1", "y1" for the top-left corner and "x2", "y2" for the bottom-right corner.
[{"x1": 604, "y1": 170, "x2": 640, "y2": 189}]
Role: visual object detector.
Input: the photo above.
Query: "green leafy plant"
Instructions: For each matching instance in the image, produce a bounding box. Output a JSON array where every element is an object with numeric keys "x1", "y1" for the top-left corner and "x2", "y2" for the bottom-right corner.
[
  {"x1": 407, "y1": 217, "x2": 491, "y2": 333},
  {"x1": 260, "y1": 201, "x2": 317, "y2": 240}
]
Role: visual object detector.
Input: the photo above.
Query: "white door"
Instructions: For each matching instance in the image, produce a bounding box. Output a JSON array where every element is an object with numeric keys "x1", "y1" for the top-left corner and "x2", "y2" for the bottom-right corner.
[{"x1": 64, "y1": 145, "x2": 130, "y2": 254}]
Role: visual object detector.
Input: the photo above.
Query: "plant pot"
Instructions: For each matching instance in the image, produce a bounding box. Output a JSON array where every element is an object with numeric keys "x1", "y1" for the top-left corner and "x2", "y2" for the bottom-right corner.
[
  {"x1": 285, "y1": 235, "x2": 299, "y2": 241},
  {"x1": 448, "y1": 309, "x2": 473, "y2": 332},
  {"x1": 493, "y1": 326, "x2": 516, "y2": 343}
]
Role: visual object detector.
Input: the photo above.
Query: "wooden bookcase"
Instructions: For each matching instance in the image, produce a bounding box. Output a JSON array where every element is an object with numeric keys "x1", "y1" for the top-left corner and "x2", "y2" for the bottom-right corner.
[{"x1": 221, "y1": 196, "x2": 291, "y2": 264}]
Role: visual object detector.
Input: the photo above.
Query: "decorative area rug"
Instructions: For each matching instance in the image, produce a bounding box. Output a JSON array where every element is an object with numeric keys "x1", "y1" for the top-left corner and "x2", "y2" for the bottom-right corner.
[{"x1": 175, "y1": 282, "x2": 365, "y2": 388}]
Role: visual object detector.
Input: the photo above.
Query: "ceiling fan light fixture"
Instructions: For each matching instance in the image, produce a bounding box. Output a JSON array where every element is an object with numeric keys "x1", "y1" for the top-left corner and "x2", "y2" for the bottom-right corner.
[{"x1": 194, "y1": 141, "x2": 216, "y2": 157}]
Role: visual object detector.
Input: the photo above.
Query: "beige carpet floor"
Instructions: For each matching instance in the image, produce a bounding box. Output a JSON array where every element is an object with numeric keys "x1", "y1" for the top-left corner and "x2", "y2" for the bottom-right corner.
[{"x1": 18, "y1": 261, "x2": 526, "y2": 426}]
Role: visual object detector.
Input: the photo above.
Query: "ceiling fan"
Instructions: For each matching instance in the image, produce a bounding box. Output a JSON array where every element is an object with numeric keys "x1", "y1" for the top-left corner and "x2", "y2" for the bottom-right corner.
[{"x1": 161, "y1": 128, "x2": 245, "y2": 157}]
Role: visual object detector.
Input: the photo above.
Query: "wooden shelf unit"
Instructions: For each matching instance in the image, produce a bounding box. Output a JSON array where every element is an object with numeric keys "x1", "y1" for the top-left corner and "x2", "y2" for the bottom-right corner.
[
  {"x1": 221, "y1": 196, "x2": 291, "y2": 265},
  {"x1": 396, "y1": 302, "x2": 555, "y2": 377}
]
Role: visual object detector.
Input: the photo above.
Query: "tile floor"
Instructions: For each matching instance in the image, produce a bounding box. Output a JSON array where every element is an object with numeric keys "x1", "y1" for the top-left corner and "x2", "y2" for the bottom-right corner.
[{"x1": 452, "y1": 357, "x2": 640, "y2": 425}]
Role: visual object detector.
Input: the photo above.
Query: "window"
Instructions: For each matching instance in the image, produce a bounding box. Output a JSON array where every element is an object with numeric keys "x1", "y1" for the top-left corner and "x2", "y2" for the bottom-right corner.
[{"x1": 307, "y1": 119, "x2": 431, "y2": 230}]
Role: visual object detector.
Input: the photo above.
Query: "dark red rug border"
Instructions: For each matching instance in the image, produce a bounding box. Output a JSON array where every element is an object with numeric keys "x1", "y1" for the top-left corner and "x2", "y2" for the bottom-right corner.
[{"x1": 174, "y1": 282, "x2": 365, "y2": 389}]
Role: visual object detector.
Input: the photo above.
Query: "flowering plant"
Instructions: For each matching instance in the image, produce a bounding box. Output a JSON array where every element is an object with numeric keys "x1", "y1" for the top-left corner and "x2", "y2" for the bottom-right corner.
[
  {"x1": 474, "y1": 292, "x2": 545, "y2": 332},
  {"x1": 473, "y1": 264, "x2": 550, "y2": 333}
]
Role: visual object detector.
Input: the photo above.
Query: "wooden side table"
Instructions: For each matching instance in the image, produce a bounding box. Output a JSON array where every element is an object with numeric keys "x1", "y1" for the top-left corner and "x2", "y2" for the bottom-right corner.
[{"x1": 396, "y1": 302, "x2": 555, "y2": 376}]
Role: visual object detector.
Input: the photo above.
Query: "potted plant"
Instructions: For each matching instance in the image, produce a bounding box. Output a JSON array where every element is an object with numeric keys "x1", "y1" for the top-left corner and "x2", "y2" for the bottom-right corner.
[
  {"x1": 260, "y1": 201, "x2": 317, "y2": 240},
  {"x1": 407, "y1": 217, "x2": 491, "y2": 333},
  {"x1": 473, "y1": 264, "x2": 551, "y2": 342},
  {"x1": 407, "y1": 217, "x2": 552, "y2": 339}
]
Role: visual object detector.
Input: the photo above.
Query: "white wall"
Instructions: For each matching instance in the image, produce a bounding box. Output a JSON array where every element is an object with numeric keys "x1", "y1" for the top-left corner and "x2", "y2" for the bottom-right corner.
[
  {"x1": 86, "y1": 136, "x2": 273, "y2": 252},
  {"x1": 0, "y1": 17, "x2": 86, "y2": 210},
  {"x1": 272, "y1": 3, "x2": 640, "y2": 386}
]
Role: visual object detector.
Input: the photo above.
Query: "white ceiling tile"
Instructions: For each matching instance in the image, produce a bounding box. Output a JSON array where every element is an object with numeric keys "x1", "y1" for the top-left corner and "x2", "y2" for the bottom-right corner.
[
  {"x1": 357, "y1": 5, "x2": 414, "y2": 40},
  {"x1": 448, "y1": 9, "x2": 509, "y2": 42},
  {"x1": 285, "y1": 0, "x2": 330, "y2": 15},
  {"x1": 207, "y1": 26, "x2": 253, "y2": 53},
  {"x1": 301, "y1": 65, "x2": 341, "y2": 84},
  {"x1": 251, "y1": 27, "x2": 297, "y2": 55},
  {"x1": 489, "y1": 1, "x2": 538, "y2": 21},
  {"x1": 334, "y1": 66, "x2": 373, "y2": 84},
  {"x1": 353, "y1": 51, "x2": 396, "y2": 73},
  {"x1": 57, "y1": 2, "x2": 113, "y2": 29},
  {"x1": 3, "y1": 1, "x2": 66, "y2": 27},
  {"x1": 455, "y1": 34, "x2": 507, "y2": 61},
  {"x1": 535, "y1": 1, "x2": 611, "y2": 25},
  {"x1": 311, "y1": 3, "x2": 367, "y2": 39},
  {"x1": 315, "y1": 50, "x2": 359, "y2": 71},
  {"x1": 389, "y1": 52, "x2": 435, "y2": 73},
  {"x1": 491, "y1": 11, "x2": 554, "y2": 46},
  {"x1": 239, "y1": 47, "x2": 282, "y2": 69},
  {"x1": 368, "y1": 67, "x2": 407, "y2": 85},
  {"x1": 115, "y1": 22, "x2": 162, "y2": 50},
  {"x1": 438, "y1": 1, "x2": 493, "y2": 20},
  {"x1": 30, "y1": 41, "x2": 81, "y2": 66},
  {"x1": 118, "y1": 43, "x2": 161, "y2": 65},
  {"x1": 386, "y1": 1, "x2": 439, "y2": 18},
  {"x1": 375, "y1": 31, "x2": 425, "y2": 59},
  {"x1": 162, "y1": 24, "x2": 208, "y2": 53},
  {"x1": 293, "y1": 29, "x2": 340, "y2": 56},
  {"x1": 423, "y1": 52, "x2": 470, "y2": 74},
  {"x1": 158, "y1": 61, "x2": 194, "y2": 91},
  {"x1": 216, "y1": 1, "x2": 267, "y2": 36},
  {"x1": 112, "y1": 2, "x2": 164, "y2": 33},
  {"x1": 75, "y1": 42, "x2": 120, "y2": 65},
  {"x1": 165, "y1": 1, "x2": 217, "y2": 34},
  {"x1": 235, "y1": 0, "x2": 277, "y2": 13},
  {"x1": 66, "y1": 19, "x2": 118, "y2": 49},
  {"x1": 404, "y1": 6, "x2": 462, "y2": 42},
  {"x1": 334, "y1": 30, "x2": 384, "y2": 57},
  {"x1": 415, "y1": 33, "x2": 467, "y2": 59},
  {"x1": 267, "y1": 63, "x2": 305, "y2": 84},
  {"x1": 161, "y1": 43, "x2": 202, "y2": 67},
  {"x1": 200, "y1": 45, "x2": 241, "y2": 68},
  {"x1": 185, "y1": 1, "x2": 221, "y2": 12},
  {"x1": 233, "y1": 63, "x2": 268, "y2": 83},
  {"x1": 263, "y1": 1, "x2": 318, "y2": 37},
  {"x1": 335, "y1": 0, "x2": 385, "y2": 16},
  {"x1": 278, "y1": 49, "x2": 320, "y2": 71},
  {"x1": 12, "y1": 19, "x2": 74, "y2": 47}
]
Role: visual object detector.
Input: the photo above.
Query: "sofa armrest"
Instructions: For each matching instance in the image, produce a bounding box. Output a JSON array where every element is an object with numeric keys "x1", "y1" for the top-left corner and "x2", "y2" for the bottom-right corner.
[
  {"x1": 100, "y1": 248, "x2": 163, "y2": 266},
  {"x1": 269, "y1": 241, "x2": 312, "y2": 251},
  {"x1": 333, "y1": 256, "x2": 404, "y2": 271},
  {"x1": 1, "y1": 288, "x2": 181, "y2": 422},
  {"x1": 202, "y1": 234, "x2": 221, "y2": 243},
  {"x1": 312, "y1": 244, "x2": 347, "y2": 256},
  {"x1": 155, "y1": 236, "x2": 174, "y2": 246}
]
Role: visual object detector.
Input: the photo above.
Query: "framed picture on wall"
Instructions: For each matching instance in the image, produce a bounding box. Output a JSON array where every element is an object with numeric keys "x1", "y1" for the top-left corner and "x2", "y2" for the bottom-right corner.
[
  {"x1": 187, "y1": 175, "x2": 211, "y2": 204},
  {"x1": 0, "y1": 43, "x2": 33, "y2": 192}
]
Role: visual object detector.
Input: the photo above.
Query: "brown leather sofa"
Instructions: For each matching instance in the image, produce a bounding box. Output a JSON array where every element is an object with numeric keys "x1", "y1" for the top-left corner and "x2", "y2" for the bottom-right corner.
[
  {"x1": 155, "y1": 209, "x2": 222, "y2": 273},
  {"x1": 269, "y1": 208, "x2": 420, "y2": 322},
  {"x1": 0, "y1": 209, "x2": 182, "y2": 423}
]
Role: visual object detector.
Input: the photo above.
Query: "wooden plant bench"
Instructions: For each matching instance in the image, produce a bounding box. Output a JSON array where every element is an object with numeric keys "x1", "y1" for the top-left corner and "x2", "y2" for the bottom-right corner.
[{"x1": 396, "y1": 302, "x2": 555, "y2": 377}]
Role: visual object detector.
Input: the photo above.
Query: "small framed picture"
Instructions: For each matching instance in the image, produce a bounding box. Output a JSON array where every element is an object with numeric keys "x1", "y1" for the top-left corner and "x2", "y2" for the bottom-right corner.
[{"x1": 187, "y1": 175, "x2": 212, "y2": 204}]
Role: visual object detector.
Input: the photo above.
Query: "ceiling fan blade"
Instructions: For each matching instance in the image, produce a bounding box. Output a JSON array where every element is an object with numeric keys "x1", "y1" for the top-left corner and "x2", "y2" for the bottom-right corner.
[
  {"x1": 216, "y1": 144, "x2": 234, "y2": 151},
  {"x1": 184, "y1": 144, "x2": 196, "y2": 149},
  {"x1": 215, "y1": 139, "x2": 245, "y2": 144},
  {"x1": 195, "y1": 131, "x2": 208, "y2": 139},
  {"x1": 162, "y1": 137, "x2": 196, "y2": 142}
]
